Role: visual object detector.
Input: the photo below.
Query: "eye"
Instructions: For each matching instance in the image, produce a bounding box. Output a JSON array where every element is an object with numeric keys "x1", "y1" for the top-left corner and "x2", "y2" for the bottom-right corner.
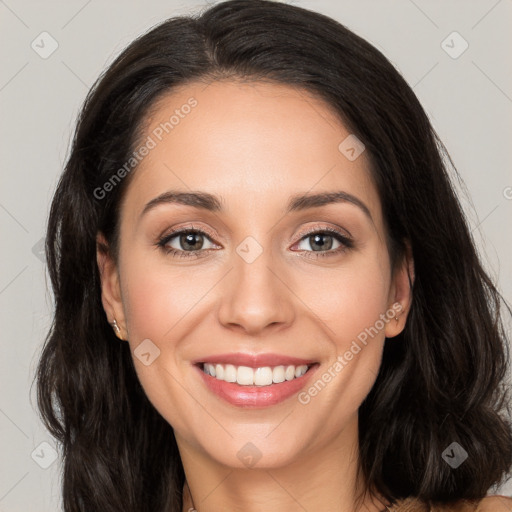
[
  {"x1": 157, "y1": 227, "x2": 218, "y2": 259},
  {"x1": 292, "y1": 227, "x2": 353, "y2": 258}
]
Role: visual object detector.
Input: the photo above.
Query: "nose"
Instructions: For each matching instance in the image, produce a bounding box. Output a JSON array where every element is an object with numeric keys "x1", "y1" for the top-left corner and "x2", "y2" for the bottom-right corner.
[{"x1": 217, "y1": 247, "x2": 295, "y2": 336}]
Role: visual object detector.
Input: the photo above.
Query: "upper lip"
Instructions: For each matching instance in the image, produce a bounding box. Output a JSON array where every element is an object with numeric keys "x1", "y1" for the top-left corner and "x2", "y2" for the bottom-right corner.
[{"x1": 193, "y1": 353, "x2": 317, "y2": 368}]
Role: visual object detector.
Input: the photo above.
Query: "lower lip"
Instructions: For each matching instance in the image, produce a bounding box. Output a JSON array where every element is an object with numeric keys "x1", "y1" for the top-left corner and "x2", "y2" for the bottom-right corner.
[{"x1": 195, "y1": 364, "x2": 319, "y2": 408}]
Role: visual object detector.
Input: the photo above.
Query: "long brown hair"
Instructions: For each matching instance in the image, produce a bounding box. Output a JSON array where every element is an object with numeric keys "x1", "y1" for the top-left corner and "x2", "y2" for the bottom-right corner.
[{"x1": 34, "y1": 1, "x2": 512, "y2": 510}]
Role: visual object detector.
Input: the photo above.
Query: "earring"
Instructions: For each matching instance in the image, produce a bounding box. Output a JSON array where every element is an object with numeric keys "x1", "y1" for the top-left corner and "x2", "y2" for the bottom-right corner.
[
  {"x1": 394, "y1": 302, "x2": 402, "y2": 323},
  {"x1": 110, "y1": 319, "x2": 123, "y2": 340}
]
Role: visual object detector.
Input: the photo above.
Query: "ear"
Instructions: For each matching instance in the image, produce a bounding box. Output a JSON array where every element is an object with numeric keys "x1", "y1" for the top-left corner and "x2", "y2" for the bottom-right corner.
[
  {"x1": 96, "y1": 232, "x2": 127, "y2": 340},
  {"x1": 385, "y1": 243, "x2": 414, "y2": 338}
]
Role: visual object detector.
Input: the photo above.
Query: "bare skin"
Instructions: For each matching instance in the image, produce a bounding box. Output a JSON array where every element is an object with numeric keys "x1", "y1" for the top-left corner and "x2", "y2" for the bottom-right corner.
[{"x1": 97, "y1": 80, "x2": 414, "y2": 512}]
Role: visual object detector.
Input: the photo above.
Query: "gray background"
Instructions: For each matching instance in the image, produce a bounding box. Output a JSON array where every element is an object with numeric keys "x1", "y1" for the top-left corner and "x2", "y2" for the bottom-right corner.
[{"x1": 1, "y1": 0, "x2": 511, "y2": 510}]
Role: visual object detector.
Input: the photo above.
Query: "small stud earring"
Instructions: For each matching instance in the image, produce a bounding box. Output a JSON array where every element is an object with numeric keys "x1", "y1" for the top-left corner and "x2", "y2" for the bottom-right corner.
[
  {"x1": 111, "y1": 319, "x2": 123, "y2": 340},
  {"x1": 394, "y1": 302, "x2": 402, "y2": 323}
]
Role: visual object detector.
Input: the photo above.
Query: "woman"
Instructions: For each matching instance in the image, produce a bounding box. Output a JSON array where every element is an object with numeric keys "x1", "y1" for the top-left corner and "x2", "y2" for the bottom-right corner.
[{"x1": 35, "y1": 1, "x2": 512, "y2": 510}]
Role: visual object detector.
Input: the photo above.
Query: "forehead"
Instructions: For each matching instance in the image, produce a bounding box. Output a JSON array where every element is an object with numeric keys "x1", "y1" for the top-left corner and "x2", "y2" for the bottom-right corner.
[{"x1": 121, "y1": 80, "x2": 381, "y2": 225}]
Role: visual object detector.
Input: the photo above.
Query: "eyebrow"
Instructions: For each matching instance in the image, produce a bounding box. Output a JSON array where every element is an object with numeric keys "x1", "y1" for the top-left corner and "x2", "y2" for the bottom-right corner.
[{"x1": 139, "y1": 189, "x2": 372, "y2": 221}]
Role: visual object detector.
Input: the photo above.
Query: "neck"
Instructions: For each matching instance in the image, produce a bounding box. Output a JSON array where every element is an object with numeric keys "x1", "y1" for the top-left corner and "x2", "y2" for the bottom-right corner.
[{"x1": 178, "y1": 418, "x2": 388, "y2": 512}]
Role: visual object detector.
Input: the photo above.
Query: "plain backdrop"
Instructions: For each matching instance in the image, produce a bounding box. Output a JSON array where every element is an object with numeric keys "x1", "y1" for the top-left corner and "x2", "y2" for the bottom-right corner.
[{"x1": 1, "y1": 1, "x2": 511, "y2": 510}]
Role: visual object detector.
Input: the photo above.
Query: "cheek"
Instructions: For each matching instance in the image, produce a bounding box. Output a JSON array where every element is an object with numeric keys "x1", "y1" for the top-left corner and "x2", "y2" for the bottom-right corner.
[
  {"x1": 120, "y1": 252, "x2": 205, "y2": 343},
  {"x1": 118, "y1": 255, "x2": 202, "y2": 430},
  {"x1": 294, "y1": 250, "x2": 391, "y2": 415},
  {"x1": 298, "y1": 258, "x2": 390, "y2": 432},
  {"x1": 301, "y1": 252, "x2": 391, "y2": 346}
]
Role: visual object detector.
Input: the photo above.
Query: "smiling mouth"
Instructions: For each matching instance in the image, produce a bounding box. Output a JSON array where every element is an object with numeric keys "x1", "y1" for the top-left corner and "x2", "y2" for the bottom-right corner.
[{"x1": 198, "y1": 362, "x2": 314, "y2": 387}]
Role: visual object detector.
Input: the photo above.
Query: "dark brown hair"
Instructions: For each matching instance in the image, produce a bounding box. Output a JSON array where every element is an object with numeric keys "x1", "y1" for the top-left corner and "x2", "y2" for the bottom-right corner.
[{"x1": 34, "y1": 1, "x2": 512, "y2": 510}]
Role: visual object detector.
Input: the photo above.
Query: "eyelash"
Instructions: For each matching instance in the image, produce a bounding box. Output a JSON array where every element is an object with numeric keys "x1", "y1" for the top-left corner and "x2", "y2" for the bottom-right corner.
[{"x1": 156, "y1": 225, "x2": 354, "y2": 260}]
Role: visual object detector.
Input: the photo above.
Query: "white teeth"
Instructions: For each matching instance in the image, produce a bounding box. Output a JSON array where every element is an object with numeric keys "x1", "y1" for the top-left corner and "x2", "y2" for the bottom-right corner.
[
  {"x1": 224, "y1": 364, "x2": 237, "y2": 383},
  {"x1": 285, "y1": 365, "x2": 295, "y2": 381},
  {"x1": 202, "y1": 363, "x2": 310, "y2": 386},
  {"x1": 272, "y1": 365, "x2": 285, "y2": 383},
  {"x1": 237, "y1": 366, "x2": 254, "y2": 385},
  {"x1": 254, "y1": 367, "x2": 273, "y2": 386}
]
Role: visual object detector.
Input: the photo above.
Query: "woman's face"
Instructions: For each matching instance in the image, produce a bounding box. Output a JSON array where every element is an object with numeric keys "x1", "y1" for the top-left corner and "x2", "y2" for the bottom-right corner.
[{"x1": 98, "y1": 80, "x2": 411, "y2": 470}]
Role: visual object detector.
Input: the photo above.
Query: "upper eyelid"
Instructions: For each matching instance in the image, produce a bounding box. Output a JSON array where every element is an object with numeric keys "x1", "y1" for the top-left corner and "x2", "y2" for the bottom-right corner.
[{"x1": 295, "y1": 225, "x2": 352, "y2": 240}]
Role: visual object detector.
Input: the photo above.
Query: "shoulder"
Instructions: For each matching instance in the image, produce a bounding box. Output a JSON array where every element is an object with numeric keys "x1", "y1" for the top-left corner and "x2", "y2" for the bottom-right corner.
[
  {"x1": 390, "y1": 495, "x2": 512, "y2": 512},
  {"x1": 474, "y1": 495, "x2": 512, "y2": 511}
]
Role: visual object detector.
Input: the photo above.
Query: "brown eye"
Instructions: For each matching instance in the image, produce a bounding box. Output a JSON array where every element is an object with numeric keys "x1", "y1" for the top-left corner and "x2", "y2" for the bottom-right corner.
[
  {"x1": 298, "y1": 232, "x2": 337, "y2": 252},
  {"x1": 157, "y1": 228, "x2": 218, "y2": 258},
  {"x1": 176, "y1": 232, "x2": 206, "y2": 251}
]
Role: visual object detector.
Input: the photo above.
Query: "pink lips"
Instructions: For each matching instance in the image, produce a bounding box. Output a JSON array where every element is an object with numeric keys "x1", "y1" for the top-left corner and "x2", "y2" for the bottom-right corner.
[{"x1": 193, "y1": 352, "x2": 319, "y2": 408}]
